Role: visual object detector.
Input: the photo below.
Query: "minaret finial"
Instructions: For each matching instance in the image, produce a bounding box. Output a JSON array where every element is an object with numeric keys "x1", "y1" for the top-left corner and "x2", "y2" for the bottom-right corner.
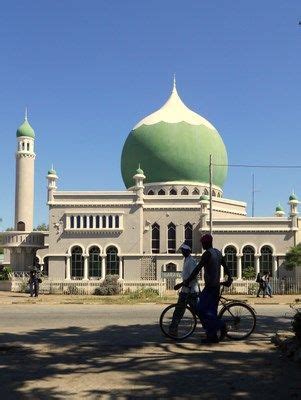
[
  {"x1": 173, "y1": 74, "x2": 176, "y2": 92},
  {"x1": 25, "y1": 107, "x2": 28, "y2": 121},
  {"x1": 51, "y1": 163, "x2": 54, "y2": 171}
]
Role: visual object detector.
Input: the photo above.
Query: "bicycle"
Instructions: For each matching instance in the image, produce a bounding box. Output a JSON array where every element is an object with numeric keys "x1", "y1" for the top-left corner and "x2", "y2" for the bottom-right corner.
[{"x1": 159, "y1": 285, "x2": 257, "y2": 341}]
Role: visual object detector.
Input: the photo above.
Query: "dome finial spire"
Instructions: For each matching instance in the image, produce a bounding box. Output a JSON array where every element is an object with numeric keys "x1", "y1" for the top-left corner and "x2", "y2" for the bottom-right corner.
[
  {"x1": 173, "y1": 74, "x2": 176, "y2": 92},
  {"x1": 25, "y1": 107, "x2": 28, "y2": 121}
]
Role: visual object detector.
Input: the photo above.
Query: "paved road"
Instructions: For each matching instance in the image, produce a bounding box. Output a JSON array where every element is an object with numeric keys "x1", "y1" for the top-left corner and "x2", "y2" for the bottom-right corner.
[{"x1": 0, "y1": 304, "x2": 300, "y2": 399}]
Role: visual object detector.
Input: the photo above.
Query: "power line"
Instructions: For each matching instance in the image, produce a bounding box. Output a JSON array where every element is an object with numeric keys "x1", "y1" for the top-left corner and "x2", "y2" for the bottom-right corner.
[{"x1": 213, "y1": 164, "x2": 301, "y2": 169}]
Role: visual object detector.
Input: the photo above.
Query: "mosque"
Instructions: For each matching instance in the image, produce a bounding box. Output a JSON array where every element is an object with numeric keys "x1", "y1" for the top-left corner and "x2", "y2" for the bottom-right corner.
[{"x1": 1, "y1": 81, "x2": 300, "y2": 283}]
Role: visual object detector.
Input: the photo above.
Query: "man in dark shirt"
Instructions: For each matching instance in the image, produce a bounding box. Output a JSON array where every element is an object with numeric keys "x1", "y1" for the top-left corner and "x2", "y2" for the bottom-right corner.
[{"x1": 174, "y1": 234, "x2": 233, "y2": 344}]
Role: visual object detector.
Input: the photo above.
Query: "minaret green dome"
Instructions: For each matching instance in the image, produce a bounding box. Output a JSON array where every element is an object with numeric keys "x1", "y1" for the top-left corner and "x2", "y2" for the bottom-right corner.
[
  {"x1": 16, "y1": 114, "x2": 35, "y2": 139},
  {"x1": 121, "y1": 82, "x2": 228, "y2": 188}
]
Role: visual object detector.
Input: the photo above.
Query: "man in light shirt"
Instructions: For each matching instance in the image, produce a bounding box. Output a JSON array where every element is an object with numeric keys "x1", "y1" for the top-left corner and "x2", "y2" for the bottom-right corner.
[{"x1": 168, "y1": 244, "x2": 199, "y2": 337}]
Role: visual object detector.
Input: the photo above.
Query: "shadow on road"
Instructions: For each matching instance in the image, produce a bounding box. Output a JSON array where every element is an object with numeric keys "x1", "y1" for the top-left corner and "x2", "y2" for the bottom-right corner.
[{"x1": 0, "y1": 314, "x2": 300, "y2": 399}]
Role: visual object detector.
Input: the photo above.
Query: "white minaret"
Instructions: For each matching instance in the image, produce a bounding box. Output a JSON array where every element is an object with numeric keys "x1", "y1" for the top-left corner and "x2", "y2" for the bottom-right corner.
[
  {"x1": 14, "y1": 109, "x2": 36, "y2": 231},
  {"x1": 47, "y1": 165, "x2": 58, "y2": 203},
  {"x1": 133, "y1": 165, "x2": 145, "y2": 204}
]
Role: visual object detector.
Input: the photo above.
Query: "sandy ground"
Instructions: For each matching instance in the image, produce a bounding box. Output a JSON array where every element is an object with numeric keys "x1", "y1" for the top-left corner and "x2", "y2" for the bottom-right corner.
[{"x1": 0, "y1": 302, "x2": 300, "y2": 399}]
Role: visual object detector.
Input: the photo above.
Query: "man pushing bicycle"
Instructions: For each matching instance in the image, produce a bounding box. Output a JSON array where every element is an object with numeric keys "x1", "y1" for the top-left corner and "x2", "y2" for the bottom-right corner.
[{"x1": 174, "y1": 234, "x2": 233, "y2": 344}]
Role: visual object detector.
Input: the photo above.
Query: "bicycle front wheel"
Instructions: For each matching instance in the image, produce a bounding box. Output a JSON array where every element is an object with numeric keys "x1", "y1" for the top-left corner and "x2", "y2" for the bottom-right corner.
[
  {"x1": 159, "y1": 304, "x2": 197, "y2": 340},
  {"x1": 219, "y1": 302, "x2": 256, "y2": 340}
]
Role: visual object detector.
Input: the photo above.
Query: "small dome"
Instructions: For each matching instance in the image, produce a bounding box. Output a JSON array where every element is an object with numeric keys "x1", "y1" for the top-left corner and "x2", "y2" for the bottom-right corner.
[
  {"x1": 275, "y1": 204, "x2": 284, "y2": 212},
  {"x1": 136, "y1": 166, "x2": 144, "y2": 175},
  {"x1": 200, "y1": 194, "x2": 209, "y2": 201},
  {"x1": 289, "y1": 193, "x2": 298, "y2": 201},
  {"x1": 48, "y1": 169, "x2": 57, "y2": 175},
  {"x1": 16, "y1": 118, "x2": 35, "y2": 139}
]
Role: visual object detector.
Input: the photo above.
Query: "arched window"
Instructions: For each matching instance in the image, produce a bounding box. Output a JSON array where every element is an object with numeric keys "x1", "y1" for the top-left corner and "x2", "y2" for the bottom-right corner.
[
  {"x1": 217, "y1": 192, "x2": 221, "y2": 198},
  {"x1": 83, "y1": 216, "x2": 87, "y2": 229},
  {"x1": 27, "y1": 142, "x2": 30, "y2": 151},
  {"x1": 70, "y1": 216, "x2": 75, "y2": 229},
  {"x1": 108, "y1": 215, "x2": 113, "y2": 228},
  {"x1": 76, "y1": 215, "x2": 81, "y2": 229},
  {"x1": 204, "y1": 188, "x2": 209, "y2": 196},
  {"x1": 181, "y1": 188, "x2": 189, "y2": 195},
  {"x1": 115, "y1": 215, "x2": 119, "y2": 228},
  {"x1": 158, "y1": 189, "x2": 165, "y2": 195},
  {"x1": 17, "y1": 221, "x2": 25, "y2": 231},
  {"x1": 151, "y1": 223, "x2": 160, "y2": 254},
  {"x1": 96, "y1": 216, "x2": 100, "y2": 229},
  {"x1": 71, "y1": 246, "x2": 84, "y2": 279},
  {"x1": 102, "y1": 216, "x2": 107, "y2": 228},
  {"x1": 224, "y1": 246, "x2": 237, "y2": 278},
  {"x1": 184, "y1": 223, "x2": 193, "y2": 250},
  {"x1": 260, "y1": 246, "x2": 273, "y2": 275},
  {"x1": 148, "y1": 190, "x2": 154, "y2": 195},
  {"x1": 192, "y1": 188, "x2": 200, "y2": 195},
  {"x1": 106, "y1": 246, "x2": 119, "y2": 275},
  {"x1": 89, "y1": 246, "x2": 101, "y2": 278},
  {"x1": 212, "y1": 190, "x2": 216, "y2": 197},
  {"x1": 22, "y1": 142, "x2": 25, "y2": 150},
  {"x1": 89, "y1": 215, "x2": 94, "y2": 229},
  {"x1": 242, "y1": 246, "x2": 255, "y2": 270},
  {"x1": 170, "y1": 188, "x2": 177, "y2": 195},
  {"x1": 43, "y1": 257, "x2": 49, "y2": 276},
  {"x1": 168, "y1": 223, "x2": 176, "y2": 253}
]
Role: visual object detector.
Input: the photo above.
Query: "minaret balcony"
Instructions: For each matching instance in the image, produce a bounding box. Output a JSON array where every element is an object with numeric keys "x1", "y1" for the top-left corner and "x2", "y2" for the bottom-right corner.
[{"x1": 0, "y1": 231, "x2": 47, "y2": 248}]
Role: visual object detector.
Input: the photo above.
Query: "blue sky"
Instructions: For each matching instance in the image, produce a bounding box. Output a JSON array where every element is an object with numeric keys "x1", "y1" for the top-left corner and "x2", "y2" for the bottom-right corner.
[{"x1": 0, "y1": 1, "x2": 301, "y2": 229}]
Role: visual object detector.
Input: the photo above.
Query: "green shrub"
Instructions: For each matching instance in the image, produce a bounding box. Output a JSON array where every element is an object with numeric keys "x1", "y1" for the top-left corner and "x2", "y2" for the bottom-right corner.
[
  {"x1": 94, "y1": 274, "x2": 120, "y2": 296},
  {"x1": 128, "y1": 287, "x2": 159, "y2": 300},
  {"x1": 0, "y1": 266, "x2": 13, "y2": 281},
  {"x1": 19, "y1": 280, "x2": 29, "y2": 293},
  {"x1": 65, "y1": 285, "x2": 79, "y2": 295},
  {"x1": 242, "y1": 266, "x2": 256, "y2": 280}
]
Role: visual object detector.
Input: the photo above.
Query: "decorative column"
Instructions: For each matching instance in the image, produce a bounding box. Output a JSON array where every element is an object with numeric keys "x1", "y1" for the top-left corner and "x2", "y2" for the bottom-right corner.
[
  {"x1": 220, "y1": 266, "x2": 224, "y2": 281},
  {"x1": 119, "y1": 258, "x2": 123, "y2": 279},
  {"x1": 255, "y1": 255, "x2": 260, "y2": 275},
  {"x1": 66, "y1": 256, "x2": 71, "y2": 280},
  {"x1": 83, "y1": 255, "x2": 89, "y2": 280},
  {"x1": 237, "y1": 255, "x2": 242, "y2": 280},
  {"x1": 101, "y1": 257, "x2": 106, "y2": 280},
  {"x1": 272, "y1": 256, "x2": 278, "y2": 277}
]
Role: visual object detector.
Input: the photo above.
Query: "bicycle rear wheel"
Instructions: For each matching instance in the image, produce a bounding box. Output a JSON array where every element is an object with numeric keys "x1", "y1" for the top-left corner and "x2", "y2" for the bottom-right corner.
[
  {"x1": 159, "y1": 304, "x2": 197, "y2": 340},
  {"x1": 219, "y1": 302, "x2": 256, "y2": 340}
]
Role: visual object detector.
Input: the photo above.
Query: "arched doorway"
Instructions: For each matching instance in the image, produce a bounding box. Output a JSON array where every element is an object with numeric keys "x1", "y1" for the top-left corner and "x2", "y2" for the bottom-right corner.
[
  {"x1": 17, "y1": 221, "x2": 25, "y2": 231},
  {"x1": 165, "y1": 263, "x2": 177, "y2": 290}
]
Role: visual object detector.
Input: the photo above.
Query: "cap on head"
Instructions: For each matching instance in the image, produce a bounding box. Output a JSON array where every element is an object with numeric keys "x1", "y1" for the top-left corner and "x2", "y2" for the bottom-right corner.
[
  {"x1": 201, "y1": 234, "x2": 213, "y2": 248},
  {"x1": 180, "y1": 244, "x2": 191, "y2": 252}
]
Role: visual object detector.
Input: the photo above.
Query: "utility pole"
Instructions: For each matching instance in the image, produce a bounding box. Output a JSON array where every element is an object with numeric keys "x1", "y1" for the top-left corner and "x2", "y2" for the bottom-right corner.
[{"x1": 209, "y1": 154, "x2": 213, "y2": 234}]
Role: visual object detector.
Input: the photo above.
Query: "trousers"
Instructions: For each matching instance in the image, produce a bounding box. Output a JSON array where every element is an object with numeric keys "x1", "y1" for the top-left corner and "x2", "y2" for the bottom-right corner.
[
  {"x1": 197, "y1": 286, "x2": 224, "y2": 339},
  {"x1": 170, "y1": 292, "x2": 198, "y2": 329}
]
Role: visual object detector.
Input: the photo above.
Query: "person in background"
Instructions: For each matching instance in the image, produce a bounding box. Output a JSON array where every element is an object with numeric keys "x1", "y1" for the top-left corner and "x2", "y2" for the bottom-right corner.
[
  {"x1": 175, "y1": 234, "x2": 233, "y2": 344},
  {"x1": 262, "y1": 272, "x2": 273, "y2": 298},
  {"x1": 256, "y1": 272, "x2": 266, "y2": 298},
  {"x1": 168, "y1": 244, "x2": 199, "y2": 337},
  {"x1": 28, "y1": 269, "x2": 39, "y2": 298}
]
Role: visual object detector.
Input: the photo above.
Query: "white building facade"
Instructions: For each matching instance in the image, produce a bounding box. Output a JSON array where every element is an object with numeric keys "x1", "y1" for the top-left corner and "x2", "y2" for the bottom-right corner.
[{"x1": 2, "y1": 83, "x2": 300, "y2": 282}]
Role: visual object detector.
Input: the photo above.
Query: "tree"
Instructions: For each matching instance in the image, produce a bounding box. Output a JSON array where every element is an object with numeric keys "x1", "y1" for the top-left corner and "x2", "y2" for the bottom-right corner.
[
  {"x1": 285, "y1": 243, "x2": 301, "y2": 271},
  {"x1": 33, "y1": 223, "x2": 49, "y2": 231}
]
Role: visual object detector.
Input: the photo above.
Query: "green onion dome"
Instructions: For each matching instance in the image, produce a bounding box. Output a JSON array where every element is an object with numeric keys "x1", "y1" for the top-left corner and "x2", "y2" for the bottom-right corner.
[
  {"x1": 289, "y1": 193, "x2": 298, "y2": 201},
  {"x1": 48, "y1": 168, "x2": 57, "y2": 175},
  {"x1": 16, "y1": 118, "x2": 35, "y2": 139},
  {"x1": 121, "y1": 82, "x2": 228, "y2": 189},
  {"x1": 275, "y1": 204, "x2": 284, "y2": 212}
]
